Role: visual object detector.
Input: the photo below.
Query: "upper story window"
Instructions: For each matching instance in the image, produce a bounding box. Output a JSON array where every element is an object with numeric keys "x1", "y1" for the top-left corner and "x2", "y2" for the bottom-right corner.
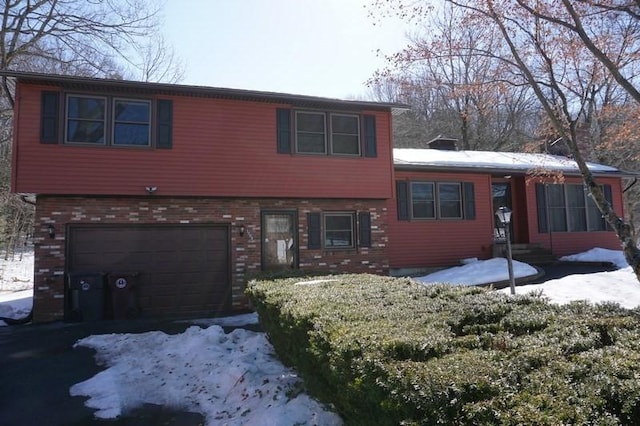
[
  {"x1": 296, "y1": 111, "x2": 326, "y2": 153},
  {"x1": 66, "y1": 95, "x2": 106, "y2": 144},
  {"x1": 43, "y1": 91, "x2": 171, "y2": 149},
  {"x1": 331, "y1": 114, "x2": 360, "y2": 155},
  {"x1": 65, "y1": 95, "x2": 151, "y2": 147},
  {"x1": 113, "y1": 99, "x2": 151, "y2": 146},
  {"x1": 277, "y1": 108, "x2": 376, "y2": 158}
]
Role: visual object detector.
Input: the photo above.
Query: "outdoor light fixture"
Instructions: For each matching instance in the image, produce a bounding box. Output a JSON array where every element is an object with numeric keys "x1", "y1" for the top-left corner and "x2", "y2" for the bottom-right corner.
[
  {"x1": 496, "y1": 206, "x2": 516, "y2": 295},
  {"x1": 239, "y1": 225, "x2": 245, "y2": 237},
  {"x1": 496, "y1": 206, "x2": 512, "y2": 225},
  {"x1": 47, "y1": 223, "x2": 55, "y2": 239}
]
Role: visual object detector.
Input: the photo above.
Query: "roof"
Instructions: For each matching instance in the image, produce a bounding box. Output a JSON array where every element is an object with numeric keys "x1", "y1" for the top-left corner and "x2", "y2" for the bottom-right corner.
[
  {"x1": 393, "y1": 148, "x2": 633, "y2": 177},
  {"x1": 0, "y1": 70, "x2": 409, "y2": 112}
]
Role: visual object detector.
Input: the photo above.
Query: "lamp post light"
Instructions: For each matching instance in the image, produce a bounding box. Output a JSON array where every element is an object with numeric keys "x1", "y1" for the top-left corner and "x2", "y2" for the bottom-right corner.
[{"x1": 496, "y1": 206, "x2": 516, "y2": 295}]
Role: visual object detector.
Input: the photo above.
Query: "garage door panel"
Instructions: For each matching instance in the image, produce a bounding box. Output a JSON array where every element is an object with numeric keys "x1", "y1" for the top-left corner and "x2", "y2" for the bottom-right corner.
[{"x1": 68, "y1": 224, "x2": 231, "y2": 317}]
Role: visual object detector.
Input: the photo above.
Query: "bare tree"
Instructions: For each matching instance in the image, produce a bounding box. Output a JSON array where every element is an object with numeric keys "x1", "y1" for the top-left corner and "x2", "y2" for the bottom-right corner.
[
  {"x1": 370, "y1": 3, "x2": 539, "y2": 151},
  {"x1": 371, "y1": 0, "x2": 640, "y2": 280},
  {"x1": 0, "y1": 0, "x2": 183, "y2": 254}
]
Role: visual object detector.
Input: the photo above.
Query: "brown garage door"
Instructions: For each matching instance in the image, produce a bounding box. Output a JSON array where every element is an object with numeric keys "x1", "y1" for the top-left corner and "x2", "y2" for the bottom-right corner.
[{"x1": 67, "y1": 224, "x2": 230, "y2": 318}]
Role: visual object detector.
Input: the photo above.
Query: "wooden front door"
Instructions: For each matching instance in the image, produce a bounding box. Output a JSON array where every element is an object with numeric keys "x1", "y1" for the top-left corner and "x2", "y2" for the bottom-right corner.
[{"x1": 261, "y1": 211, "x2": 297, "y2": 271}]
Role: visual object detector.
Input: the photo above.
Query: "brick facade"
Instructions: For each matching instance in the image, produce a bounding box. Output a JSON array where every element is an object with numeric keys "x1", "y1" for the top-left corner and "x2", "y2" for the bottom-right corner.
[{"x1": 33, "y1": 196, "x2": 389, "y2": 322}]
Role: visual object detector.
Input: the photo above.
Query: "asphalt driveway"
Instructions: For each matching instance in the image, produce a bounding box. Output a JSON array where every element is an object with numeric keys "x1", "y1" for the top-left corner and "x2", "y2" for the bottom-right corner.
[{"x1": 0, "y1": 319, "x2": 207, "y2": 426}]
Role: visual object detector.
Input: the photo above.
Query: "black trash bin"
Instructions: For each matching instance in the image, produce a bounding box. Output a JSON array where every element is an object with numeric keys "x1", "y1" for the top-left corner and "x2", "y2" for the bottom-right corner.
[
  {"x1": 68, "y1": 273, "x2": 105, "y2": 321},
  {"x1": 107, "y1": 272, "x2": 140, "y2": 320}
]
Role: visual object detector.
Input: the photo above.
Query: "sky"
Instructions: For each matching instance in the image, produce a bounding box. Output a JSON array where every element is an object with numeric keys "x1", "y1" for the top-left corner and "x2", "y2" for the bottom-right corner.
[
  {"x1": 1, "y1": 248, "x2": 639, "y2": 423},
  {"x1": 161, "y1": 0, "x2": 412, "y2": 99}
]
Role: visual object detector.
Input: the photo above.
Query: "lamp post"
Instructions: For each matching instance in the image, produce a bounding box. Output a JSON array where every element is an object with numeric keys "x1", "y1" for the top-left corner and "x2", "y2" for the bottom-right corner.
[{"x1": 496, "y1": 206, "x2": 516, "y2": 295}]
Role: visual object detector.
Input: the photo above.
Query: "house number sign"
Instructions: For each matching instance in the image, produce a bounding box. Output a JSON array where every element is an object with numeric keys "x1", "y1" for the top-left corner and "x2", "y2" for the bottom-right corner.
[
  {"x1": 115, "y1": 278, "x2": 128, "y2": 289},
  {"x1": 81, "y1": 280, "x2": 91, "y2": 291}
]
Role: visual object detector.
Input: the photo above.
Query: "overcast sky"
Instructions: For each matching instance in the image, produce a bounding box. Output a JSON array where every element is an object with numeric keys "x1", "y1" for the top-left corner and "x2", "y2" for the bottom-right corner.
[{"x1": 162, "y1": 0, "x2": 411, "y2": 99}]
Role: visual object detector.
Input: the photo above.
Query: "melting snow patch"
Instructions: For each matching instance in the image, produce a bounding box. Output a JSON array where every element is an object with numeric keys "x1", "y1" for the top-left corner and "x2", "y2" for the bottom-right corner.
[{"x1": 70, "y1": 325, "x2": 342, "y2": 425}]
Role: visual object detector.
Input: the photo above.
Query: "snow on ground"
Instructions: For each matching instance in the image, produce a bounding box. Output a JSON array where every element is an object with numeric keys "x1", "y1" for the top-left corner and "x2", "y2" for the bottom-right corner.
[
  {"x1": 0, "y1": 250, "x2": 34, "y2": 325},
  {"x1": 559, "y1": 247, "x2": 629, "y2": 269},
  {"x1": 415, "y1": 257, "x2": 538, "y2": 286},
  {"x1": 71, "y1": 321, "x2": 341, "y2": 426},
  {"x1": 3, "y1": 247, "x2": 640, "y2": 424}
]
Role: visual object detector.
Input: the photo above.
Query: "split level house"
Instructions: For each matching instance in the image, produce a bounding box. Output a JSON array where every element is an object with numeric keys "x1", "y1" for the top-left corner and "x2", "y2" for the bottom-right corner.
[{"x1": 4, "y1": 71, "x2": 629, "y2": 323}]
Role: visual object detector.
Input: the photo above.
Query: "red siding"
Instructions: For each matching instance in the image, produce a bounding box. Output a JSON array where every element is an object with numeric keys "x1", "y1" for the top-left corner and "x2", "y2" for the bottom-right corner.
[
  {"x1": 13, "y1": 84, "x2": 393, "y2": 199},
  {"x1": 387, "y1": 171, "x2": 495, "y2": 268},
  {"x1": 526, "y1": 176, "x2": 624, "y2": 256}
]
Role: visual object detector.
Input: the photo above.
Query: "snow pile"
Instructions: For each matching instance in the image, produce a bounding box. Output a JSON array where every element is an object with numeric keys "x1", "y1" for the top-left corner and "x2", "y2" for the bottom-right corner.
[
  {"x1": 506, "y1": 268, "x2": 640, "y2": 309},
  {"x1": 70, "y1": 324, "x2": 342, "y2": 425},
  {"x1": 415, "y1": 257, "x2": 538, "y2": 286},
  {"x1": 0, "y1": 250, "x2": 34, "y2": 325},
  {"x1": 560, "y1": 247, "x2": 629, "y2": 269}
]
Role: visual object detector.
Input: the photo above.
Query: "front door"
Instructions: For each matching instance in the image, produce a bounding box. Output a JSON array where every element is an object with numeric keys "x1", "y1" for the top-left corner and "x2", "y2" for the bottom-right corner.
[{"x1": 261, "y1": 211, "x2": 297, "y2": 271}]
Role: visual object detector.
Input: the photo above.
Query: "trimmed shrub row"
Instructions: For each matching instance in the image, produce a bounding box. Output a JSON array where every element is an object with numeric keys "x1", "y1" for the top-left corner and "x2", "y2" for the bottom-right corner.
[{"x1": 247, "y1": 274, "x2": 640, "y2": 425}]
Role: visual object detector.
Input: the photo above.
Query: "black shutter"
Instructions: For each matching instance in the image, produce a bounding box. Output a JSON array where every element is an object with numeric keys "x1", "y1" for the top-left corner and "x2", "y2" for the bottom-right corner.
[
  {"x1": 358, "y1": 212, "x2": 372, "y2": 247},
  {"x1": 41, "y1": 91, "x2": 59, "y2": 144},
  {"x1": 396, "y1": 181, "x2": 409, "y2": 220},
  {"x1": 307, "y1": 212, "x2": 321, "y2": 249},
  {"x1": 363, "y1": 114, "x2": 377, "y2": 157},
  {"x1": 276, "y1": 108, "x2": 292, "y2": 154},
  {"x1": 536, "y1": 183, "x2": 548, "y2": 233},
  {"x1": 156, "y1": 99, "x2": 173, "y2": 149},
  {"x1": 463, "y1": 182, "x2": 476, "y2": 220}
]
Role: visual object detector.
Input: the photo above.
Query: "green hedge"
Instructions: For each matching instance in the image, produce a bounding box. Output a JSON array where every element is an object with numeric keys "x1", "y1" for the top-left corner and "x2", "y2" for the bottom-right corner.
[{"x1": 246, "y1": 274, "x2": 640, "y2": 425}]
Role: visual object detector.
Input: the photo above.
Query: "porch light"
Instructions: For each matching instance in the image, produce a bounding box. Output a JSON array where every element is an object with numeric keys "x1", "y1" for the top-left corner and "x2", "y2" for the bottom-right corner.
[
  {"x1": 495, "y1": 206, "x2": 516, "y2": 295},
  {"x1": 47, "y1": 223, "x2": 55, "y2": 239}
]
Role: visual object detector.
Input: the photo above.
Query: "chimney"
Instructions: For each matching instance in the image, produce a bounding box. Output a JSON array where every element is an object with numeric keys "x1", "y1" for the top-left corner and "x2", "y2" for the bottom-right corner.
[{"x1": 427, "y1": 135, "x2": 457, "y2": 150}]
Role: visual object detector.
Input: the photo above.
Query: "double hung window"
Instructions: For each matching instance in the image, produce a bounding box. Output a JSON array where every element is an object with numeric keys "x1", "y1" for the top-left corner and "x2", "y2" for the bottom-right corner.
[
  {"x1": 295, "y1": 111, "x2": 360, "y2": 155},
  {"x1": 324, "y1": 213, "x2": 355, "y2": 249},
  {"x1": 410, "y1": 182, "x2": 463, "y2": 219},
  {"x1": 65, "y1": 95, "x2": 151, "y2": 147}
]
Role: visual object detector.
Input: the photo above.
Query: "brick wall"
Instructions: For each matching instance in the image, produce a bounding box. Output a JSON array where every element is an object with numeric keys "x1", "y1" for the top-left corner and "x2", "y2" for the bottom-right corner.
[{"x1": 33, "y1": 196, "x2": 389, "y2": 322}]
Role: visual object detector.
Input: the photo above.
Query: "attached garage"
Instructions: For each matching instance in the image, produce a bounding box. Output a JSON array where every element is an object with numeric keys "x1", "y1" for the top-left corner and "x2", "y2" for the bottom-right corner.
[{"x1": 66, "y1": 224, "x2": 231, "y2": 319}]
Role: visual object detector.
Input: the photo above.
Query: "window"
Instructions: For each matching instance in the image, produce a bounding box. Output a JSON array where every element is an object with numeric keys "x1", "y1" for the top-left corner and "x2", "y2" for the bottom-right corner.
[
  {"x1": 331, "y1": 114, "x2": 360, "y2": 155},
  {"x1": 62, "y1": 94, "x2": 167, "y2": 148},
  {"x1": 567, "y1": 184, "x2": 587, "y2": 232},
  {"x1": 547, "y1": 184, "x2": 567, "y2": 232},
  {"x1": 323, "y1": 213, "x2": 355, "y2": 248},
  {"x1": 113, "y1": 99, "x2": 151, "y2": 146},
  {"x1": 294, "y1": 111, "x2": 361, "y2": 155},
  {"x1": 410, "y1": 182, "x2": 463, "y2": 219},
  {"x1": 411, "y1": 182, "x2": 435, "y2": 219},
  {"x1": 296, "y1": 111, "x2": 326, "y2": 154},
  {"x1": 537, "y1": 183, "x2": 609, "y2": 233},
  {"x1": 438, "y1": 183, "x2": 462, "y2": 219},
  {"x1": 66, "y1": 95, "x2": 106, "y2": 144}
]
